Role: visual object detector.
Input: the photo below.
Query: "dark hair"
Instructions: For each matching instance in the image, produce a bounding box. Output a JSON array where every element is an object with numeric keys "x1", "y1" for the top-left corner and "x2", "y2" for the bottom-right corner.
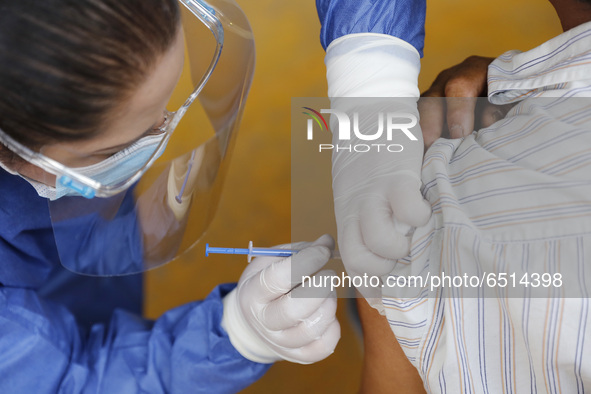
[{"x1": 0, "y1": 0, "x2": 180, "y2": 156}]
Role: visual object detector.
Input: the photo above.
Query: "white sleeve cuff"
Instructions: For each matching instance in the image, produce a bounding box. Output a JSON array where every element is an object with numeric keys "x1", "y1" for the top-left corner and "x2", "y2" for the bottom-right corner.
[{"x1": 325, "y1": 33, "x2": 421, "y2": 98}]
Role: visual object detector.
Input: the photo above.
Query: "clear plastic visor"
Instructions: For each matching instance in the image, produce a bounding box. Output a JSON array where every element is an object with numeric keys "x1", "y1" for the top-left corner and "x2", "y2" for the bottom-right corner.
[{"x1": 45, "y1": 0, "x2": 255, "y2": 276}]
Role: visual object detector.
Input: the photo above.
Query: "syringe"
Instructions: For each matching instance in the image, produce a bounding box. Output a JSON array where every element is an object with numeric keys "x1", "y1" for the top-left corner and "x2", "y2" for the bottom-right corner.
[{"x1": 205, "y1": 241, "x2": 341, "y2": 263}]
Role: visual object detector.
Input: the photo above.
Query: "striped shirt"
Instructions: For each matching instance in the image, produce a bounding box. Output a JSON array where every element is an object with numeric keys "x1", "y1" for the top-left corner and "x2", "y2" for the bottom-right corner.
[{"x1": 382, "y1": 21, "x2": 591, "y2": 393}]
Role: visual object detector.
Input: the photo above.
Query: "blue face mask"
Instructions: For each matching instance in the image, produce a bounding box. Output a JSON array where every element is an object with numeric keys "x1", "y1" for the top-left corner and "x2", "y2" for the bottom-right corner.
[{"x1": 8, "y1": 132, "x2": 168, "y2": 200}]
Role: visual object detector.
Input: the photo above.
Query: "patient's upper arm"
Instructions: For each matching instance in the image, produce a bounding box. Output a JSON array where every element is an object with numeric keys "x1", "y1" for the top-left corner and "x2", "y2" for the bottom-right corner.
[{"x1": 357, "y1": 298, "x2": 426, "y2": 394}]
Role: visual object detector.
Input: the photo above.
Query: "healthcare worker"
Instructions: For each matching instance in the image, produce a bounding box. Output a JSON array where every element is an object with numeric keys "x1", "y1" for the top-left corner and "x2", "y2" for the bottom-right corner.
[{"x1": 0, "y1": 0, "x2": 339, "y2": 392}]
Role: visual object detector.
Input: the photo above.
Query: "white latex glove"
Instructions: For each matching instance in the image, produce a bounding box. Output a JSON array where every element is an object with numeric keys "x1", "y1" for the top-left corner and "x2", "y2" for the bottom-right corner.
[
  {"x1": 222, "y1": 234, "x2": 341, "y2": 364},
  {"x1": 325, "y1": 34, "x2": 432, "y2": 311}
]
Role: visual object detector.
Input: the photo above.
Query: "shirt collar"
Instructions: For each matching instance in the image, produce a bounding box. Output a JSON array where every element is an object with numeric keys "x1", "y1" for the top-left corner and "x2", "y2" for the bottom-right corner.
[{"x1": 488, "y1": 20, "x2": 591, "y2": 103}]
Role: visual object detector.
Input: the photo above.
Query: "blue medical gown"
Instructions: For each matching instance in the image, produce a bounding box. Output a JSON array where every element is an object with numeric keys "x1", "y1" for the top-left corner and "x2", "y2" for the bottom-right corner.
[
  {"x1": 316, "y1": 0, "x2": 426, "y2": 56},
  {"x1": 0, "y1": 169, "x2": 270, "y2": 393}
]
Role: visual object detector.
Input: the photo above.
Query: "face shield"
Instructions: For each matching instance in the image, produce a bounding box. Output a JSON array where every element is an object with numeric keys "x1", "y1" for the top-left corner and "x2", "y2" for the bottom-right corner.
[{"x1": 0, "y1": 0, "x2": 255, "y2": 276}]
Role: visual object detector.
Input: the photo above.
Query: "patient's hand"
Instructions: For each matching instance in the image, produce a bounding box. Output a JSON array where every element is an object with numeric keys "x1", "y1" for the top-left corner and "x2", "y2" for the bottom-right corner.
[{"x1": 419, "y1": 56, "x2": 494, "y2": 149}]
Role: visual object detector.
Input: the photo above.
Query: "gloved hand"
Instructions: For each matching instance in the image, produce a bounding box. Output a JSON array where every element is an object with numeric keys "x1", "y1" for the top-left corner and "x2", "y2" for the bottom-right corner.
[
  {"x1": 221, "y1": 234, "x2": 341, "y2": 364},
  {"x1": 325, "y1": 34, "x2": 432, "y2": 310}
]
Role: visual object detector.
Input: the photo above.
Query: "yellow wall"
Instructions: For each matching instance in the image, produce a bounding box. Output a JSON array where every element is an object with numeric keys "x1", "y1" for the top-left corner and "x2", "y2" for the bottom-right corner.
[{"x1": 145, "y1": 1, "x2": 563, "y2": 392}]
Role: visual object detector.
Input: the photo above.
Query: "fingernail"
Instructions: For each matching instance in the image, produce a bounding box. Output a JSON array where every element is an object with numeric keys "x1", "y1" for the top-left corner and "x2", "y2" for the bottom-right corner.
[
  {"x1": 301, "y1": 245, "x2": 330, "y2": 260},
  {"x1": 449, "y1": 124, "x2": 466, "y2": 137},
  {"x1": 304, "y1": 313, "x2": 323, "y2": 327}
]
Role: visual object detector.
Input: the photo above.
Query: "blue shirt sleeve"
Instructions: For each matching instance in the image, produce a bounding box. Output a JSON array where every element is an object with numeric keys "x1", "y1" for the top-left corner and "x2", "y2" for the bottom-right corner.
[
  {"x1": 0, "y1": 283, "x2": 270, "y2": 393},
  {"x1": 316, "y1": 0, "x2": 426, "y2": 56}
]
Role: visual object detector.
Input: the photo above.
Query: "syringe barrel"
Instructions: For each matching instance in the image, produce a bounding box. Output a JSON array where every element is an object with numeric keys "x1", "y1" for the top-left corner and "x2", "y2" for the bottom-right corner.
[
  {"x1": 206, "y1": 243, "x2": 341, "y2": 260},
  {"x1": 250, "y1": 248, "x2": 295, "y2": 257},
  {"x1": 206, "y1": 245, "x2": 250, "y2": 256}
]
